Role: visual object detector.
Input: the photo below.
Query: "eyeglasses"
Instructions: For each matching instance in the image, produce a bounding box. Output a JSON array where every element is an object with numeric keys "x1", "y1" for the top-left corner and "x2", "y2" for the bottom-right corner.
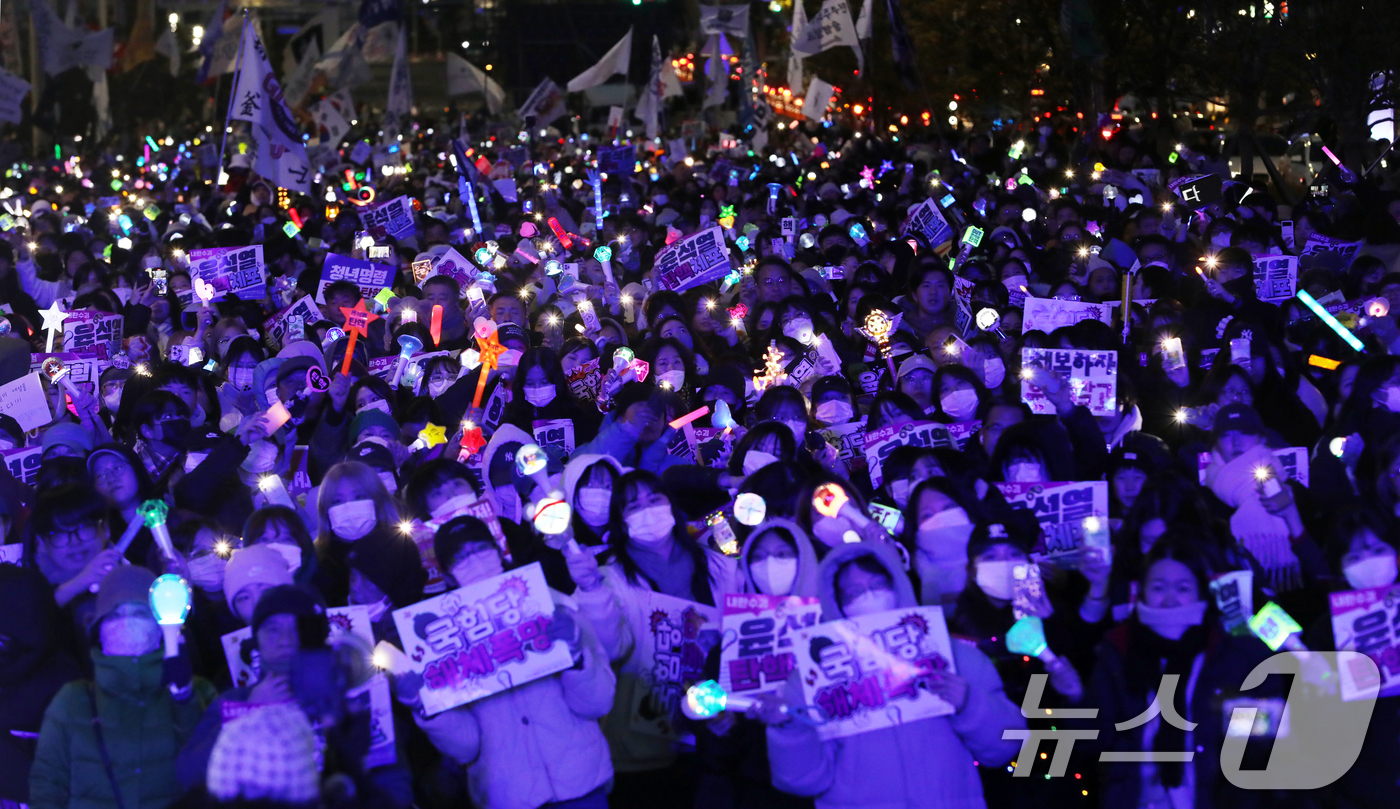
[{"x1": 45, "y1": 520, "x2": 104, "y2": 548}]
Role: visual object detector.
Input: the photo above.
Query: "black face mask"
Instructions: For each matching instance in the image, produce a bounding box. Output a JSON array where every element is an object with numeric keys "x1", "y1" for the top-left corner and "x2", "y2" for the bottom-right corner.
[
  {"x1": 1223, "y1": 275, "x2": 1256, "y2": 300},
  {"x1": 159, "y1": 418, "x2": 191, "y2": 445}
]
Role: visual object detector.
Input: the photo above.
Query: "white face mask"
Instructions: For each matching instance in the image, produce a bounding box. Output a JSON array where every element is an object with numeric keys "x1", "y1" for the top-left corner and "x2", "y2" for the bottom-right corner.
[
  {"x1": 982, "y1": 357, "x2": 1006, "y2": 388},
  {"x1": 357, "y1": 399, "x2": 393, "y2": 416},
  {"x1": 844, "y1": 587, "x2": 897, "y2": 617},
  {"x1": 187, "y1": 555, "x2": 227, "y2": 592},
  {"x1": 782, "y1": 420, "x2": 807, "y2": 445},
  {"x1": 1344, "y1": 554, "x2": 1399, "y2": 590},
  {"x1": 751, "y1": 557, "x2": 799, "y2": 596},
  {"x1": 658, "y1": 370, "x2": 686, "y2": 390},
  {"x1": 1382, "y1": 385, "x2": 1400, "y2": 414},
  {"x1": 975, "y1": 560, "x2": 1015, "y2": 600},
  {"x1": 1008, "y1": 462, "x2": 1045, "y2": 483},
  {"x1": 941, "y1": 389, "x2": 979, "y2": 421},
  {"x1": 430, "y1": 493, "x2": 477, "y2": 523},
  {"x1": 451, "y1": 551, "x2": 504, "y2": 586},
  {"x1": 743, "y1": 450, "x2": 779, "y2": 476},
  {"x1": 230, "y1": 366, "x2": 255, "y2": 392},
  {"x1": 428, "y1": 378, "x2": 453, "y2": 398},
  {"x1": 814, "y1": 400, "x2": 854, "y2": 424},
  {"x1": 1136, "y1": 600, "x2": 1208, "y2": 640},
  {"x1": 626, "y1": 505, "x2": 676, "y2": 546},
  {"x1": 328, "y1": 499, "x2": 378, "y2": 541},
  {"x1": 919, "y1": 507, "x2": 971, "y2": 534},
  {"x1": 242, "y1": 439, "x2": 280, "y2": 473},
  {"x1": 576, "y1": 487, "x2": 612, "y2": 527},
  {"x1": 103, "y1": 390, "x2": 123, "y2": 411},
  {"x1": 889, "y1": 479, "x2": 912, "y2": 508},
  {"x1": 524, "y1": 385, "x2": 557, "y2": 407},
  {"x1": 1002, "y1": 275, "x2": 1029, "y2": 294},
  {"x1": 267, "y1": 542, "x2": 302, "y2": 574},
  {"x1": 100, "y1": 615, "x2": 161, "y2": 657}
]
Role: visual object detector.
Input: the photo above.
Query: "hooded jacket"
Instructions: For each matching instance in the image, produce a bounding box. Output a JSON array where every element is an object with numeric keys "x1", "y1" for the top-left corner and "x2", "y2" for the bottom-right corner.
[
  {"x1": 737, "y1": 517, "x2": 822, "y2": 598},
  {"x1": 562, "y1": 453, "x2": 626, "y2": 545},
  {"x1": 766, "y1": 543, "x2": 1024, "y2": 809}
]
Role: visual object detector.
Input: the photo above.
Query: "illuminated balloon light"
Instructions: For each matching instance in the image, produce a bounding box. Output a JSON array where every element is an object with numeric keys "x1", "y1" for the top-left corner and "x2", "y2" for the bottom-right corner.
[
  {"x1": 681, "y1": 680, "x2": 776, "y2": 720},
  {"x1": 1006, "y1": 616, "x2": 1056, "y2": 662},
  {"x1": 1368, "y1": 297, "x2": 1390, "y2": 318},
  {"x1": 515, "y1": 443, "x2": 548, "y2": 477},
  {"x1": 734, "y1": 492, "x2": 766, "y2": 526},
  {"x1": 149, "y1": 573, "x2": 192, "y2": 625},
  {"x1": 533, "y1": 498, "x2": 572, "y2": 535}
]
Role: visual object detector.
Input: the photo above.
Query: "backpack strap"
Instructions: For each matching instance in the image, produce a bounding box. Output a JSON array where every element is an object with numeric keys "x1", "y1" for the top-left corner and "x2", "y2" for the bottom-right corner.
[{"x1": 85, "y1": 683, "x2": 128, "y2": 809}]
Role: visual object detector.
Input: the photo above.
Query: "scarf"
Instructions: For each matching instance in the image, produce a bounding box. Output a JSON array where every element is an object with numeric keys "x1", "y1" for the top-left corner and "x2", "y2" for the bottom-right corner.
[
  {"x1": 1205, "y1": 443, "x2": 1300, "y2": 590},
  {"x1": 1124, "y1": 618, "x2": 1206, "y2": 788}
]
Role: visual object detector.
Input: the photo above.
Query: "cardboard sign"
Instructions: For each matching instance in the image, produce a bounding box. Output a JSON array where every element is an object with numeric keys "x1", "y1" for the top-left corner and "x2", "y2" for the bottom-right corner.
[
  {"x1": 1020, "y1": 348, "x2": 1118, "y2": 417},
  {"x1": 1300, "y1": 234, "x2": 1364, "y2": 273},
  {"x1": 1, "y1": 446, "x2": 43, "y2": 485},
  {"x1": 1251, "y1": 254, "x2": 1298, "y2": 303},
  {"x1": 532, "y1": 418, "x2": 575, "y2": 460},
  {"x1": 1329, "y1": 585, "x2": 1400, "y2": 702},
  {"x1": 0, "y1": 373, "x2": 51, "y2": 432},
  {"x1": 1021, "y1": 298, "x2": 1113, "y2": 334},
  {"x1": 29, "y1": 352, "x2": 103, "y2": 396},
  {"x1": 1169, "y1": 173, "x2": 1223, "y2": 210},
  {"x1": 719, "y1": 593, "x2": 823, "y2": 697},
  {"x1": 360, "y1": 195, "x2": 416, "y2": 241},
  {"x1": 566, "y1": 358, "x2": 603, "y2": 402},
  {"x1": 317, "y1": 253, "x2": 394, "y2": 303},
  {"x1": 793, "y1": 606, "x2": 958, "y2": 740},
  {"x1": 820, "y1": 419, "x2": 868, "y2": 476},
  {"x1": 994, "y1": 481, "x2": 1109, "y2": 558},
  {"x1": 262, "y1": 296, "x2": 322, "y2": 352},
  {"x1": 653, "y1": 226, "x2": 732, "y2": 293},
  {"x1": 902, "y1": 199, "x2": 955, "y2": 255},
  {"x1": 597, "y1": 144, "x2": 634, "y2": 176},
  {"x1": 188, "y1": 245, "x2": 267, "y2": 303},
  {"x1": 221, "y1": 605, "x2": 395, "y2": 767},
  {"x1": 424, "y1": 246, "x2": 477, "y2": 292},
  {"x1": 863, "y1": 420, "x2": 980, "y2": 487},
  {"x1": 62, "y1": 311, "x2": 123, "y2": 359},
  {"x1": 391, "y1": 563, "x2": 572, "y2": 715},
  {"x1": 628, "y1": 590, "x2": 722, "y2": 738}
]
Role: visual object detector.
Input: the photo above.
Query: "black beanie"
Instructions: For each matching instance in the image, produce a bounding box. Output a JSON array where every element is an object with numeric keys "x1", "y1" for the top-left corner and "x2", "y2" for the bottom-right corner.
[
  {"x1": 251, "y1": 584, "x2": 330, "y2": 648},
  {"x1": 347, "y1": 531, "x2": 428, "y2": 609}
]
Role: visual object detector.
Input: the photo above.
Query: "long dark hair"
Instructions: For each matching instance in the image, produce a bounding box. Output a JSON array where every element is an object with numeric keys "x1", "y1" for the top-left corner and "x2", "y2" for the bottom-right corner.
[{"x1": 605, "y1": 470, "x2": 717, "y2": 605}]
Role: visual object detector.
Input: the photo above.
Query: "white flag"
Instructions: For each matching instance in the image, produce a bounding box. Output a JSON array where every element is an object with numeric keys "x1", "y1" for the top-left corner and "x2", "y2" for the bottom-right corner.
[
  {"x1": 701, "y1": 34, "x2": 731, "y2": 109},
  {"x1": 791, "y1": 0, "x2": 862, "y2": 74},
  {"x1": 446, "y1": 53, "x2": 504, "y2": 114},
  {"x1": 802, "y1": 76, "x2": 834, "y2": 121},
  {"x1": 518, "y1": 77, "x2": 567, "y2": 124},
  {"x1": 699, "y1": 5, "x2": 750, "y2": 38},
  {"x1": 566, "y1": 27, "x2": 633, "y2": 93},
  {"x1": 789, "y1": 0, "x2": 807, "y2": 93},
  {"x1": 383, "y1": 26, "x2": 412, "y2": 141},
  {"x1": 30, "y1": 0, "x2": 112, "y2": 76},
  {"x1": 154, "y1": 28, "x2": 180, "y2": 76},
  {"x1": 0, "y1": 68, "x2": 31, "y2": 126},
  {"x1": 312, "y1": 97, "x2": 351, "y2": 144},
  {"x1": 315, "y1": 24, "x2": 373, "y2": 90},
  {"x1": 633, "y1": 35, "x2": 664, "y2": 141},
  {"x1": 281, "y1": 41, "x2": 322, "y2": 111},
  {"x1": 855, "y1": 0, "x2": 872, "y2": 40},
  {"x1": 204, "y1": 11, "x2": 251, "y2": 79},
  {"x1": 230, "y1": 25, "x2": 312, "y2": 193},
  {"x1": 88, "y1": 66, "x2": 111, "y2": 140}
]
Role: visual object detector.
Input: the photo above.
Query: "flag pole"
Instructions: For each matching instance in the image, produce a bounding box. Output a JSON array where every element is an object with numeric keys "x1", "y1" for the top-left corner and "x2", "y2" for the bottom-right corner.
[{"x1": 214, "y1": 10, "x2": 250, "y2": 192}]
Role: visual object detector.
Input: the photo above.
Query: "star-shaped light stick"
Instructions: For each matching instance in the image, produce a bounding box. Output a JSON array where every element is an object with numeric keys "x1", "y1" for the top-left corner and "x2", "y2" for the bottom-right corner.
[
  {"x1": 39, "y1": 302, "x2": 68, "y2": 353},
  {"x1": 858, "y1": 309, "x2": 898, "y2": 380},
  {"x1": 460, "y1": 319, "x2": 507, "y2": 458},
  {"x1": 339, "y1": 300, "x2": 379, "y2": 376}
]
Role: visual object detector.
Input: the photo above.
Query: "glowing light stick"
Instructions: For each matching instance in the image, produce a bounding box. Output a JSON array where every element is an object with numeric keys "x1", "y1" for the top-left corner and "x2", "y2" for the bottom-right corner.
[
  {"x1": 859, "y1": 310, "x2": 898, "y2": 379},
  {"x1": 41, "y1": 357, "x2": 80, "y2": 400},
  {"x1": 461, "y1": 322, "x2": 506, "y2": 457},
  {"x1": 766, "y1": 183, "x2": 782, "y2": 215},
  {"x1": 431, "y1": 305, "x2": 444, "y2": 346},
  {"x1": 711, "y1": 399, "x2": 737, "y2": 430},
  {"x1": 149, "y1": 573, "x2": 192, "y2": 658},
  {"x1": 1249, "y1": 601, "x2": 1306, "y2": 652},
  {"x1": 1367, "y1": 297, "x2": 1390, "y2": 318},
  {"x1": 594, "y1": 245, "x2": 615, "y2": 286},
  {"x1": 1296, "y1": 290, "x2": 1365, "y2": 353},
  {"x1": 812, "y1": 482, "x2": 872, "y2": 530},
  {"x1": 669, "y1": 405, "x2": 710, "y2": 430},
  {"x1": 389, "y1": 334, "x2": 423, "y2": 389},
  {"x1": 39, "y1": 302, "x2": 68, "y2": 353},
  {"x1": 1006, "y1": 616, "x2": 1059, "y2": 664},
  {"x1": 733, "y1": 492, "x2": 766, "y2": 526},
  {"x1": 976, "y1": 307, "x2": 1008, "y2": 340},
  {"x1": 588, "y1": 168, "x2": 603, "y2": 230},
  {"x1": 322, "y1": 326, "x2": 346, "y2": 350},
  {"x1": 681, "y1": 680, "x2": 785, "y2": 720},
  {"x1": 459, "y1": 175, "x2": 482, "y2": 236},
  {"x1": 139, "y1": 499, "x2": 177, "y2": 562},
  {"x1": 754, "y1": 341, "x2": 788, "y2": 393},
  {"x1": 544, "y1": 259, "x2": 562, "y2": 276},
  {"x1": 848, "y1": 222, "x2": 869, "y2": 247},
  {"x1": 547, "y1": 217, "x2": 573, "y2": 250},
  {"x1": 339, "y1": 300, "x2": 379, "y2": 376},
  {"x1": 113, "y1": 511, "x2": 146, "y2": 555}
]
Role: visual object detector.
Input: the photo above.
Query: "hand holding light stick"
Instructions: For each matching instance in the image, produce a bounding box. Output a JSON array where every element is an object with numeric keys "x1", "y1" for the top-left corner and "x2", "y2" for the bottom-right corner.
[
  {"x1": 812, "y1": 482, "x2": 873, "y2": 532},
  {"x1": 594, "y1": 245, "x2": 615, "y2": 286},
  {"x1": 431, "y1": 305, "x2": 444, "y2": 346},
  {"x1": 390, "y1": 334, "x2": 423, "y2": 389},
  {"x1": 460, "y1": 320, "x2": 506, "y2": 458},
  {"x1": 41, "y1": 357, "x2": 81, "y2": 401},
  {"x1": 139, "y1": 499, "x2": 178, "y2": 562},
  {"x1": 339, "y1": 300, "x2": 380, "y2": 376},
  {"x1": 682, "y1": 679, "x2": 787, "y2": 720},
  {"x1": 149, "y1": 573, "x2": 192, "y2": 658},
  {"x1": 669, "y1": 406, "x2": 710, "y2": 430},
  {"x1": 114, "y1": 511, "x2": 146, "y2": 556}
]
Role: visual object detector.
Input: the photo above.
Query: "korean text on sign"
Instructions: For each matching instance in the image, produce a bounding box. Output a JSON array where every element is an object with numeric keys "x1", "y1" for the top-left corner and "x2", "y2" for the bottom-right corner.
[
  {"x1": 1329, "y1": 585, "x2": 1400, "y2": 702},
  {"x1": 628, "y1": 590, "x2": 722, "y2": 738},
  {"x1": 188, "y1": 245, "x2": 267, "y2": 303},
  {"x1": 720, "y1": 593, "x2": 822, "y2": 697},
  {"x1": 653, "y1": 226, "x2": 732, "y2": 293},
  {"x1": 1020, "y1": 348, "x2": 1118, "y2": 417},
  {"x1": 794, "y1": 605, "x2": 959, "y2": 740},
  {"x1": 361, "y1": 195, "x2": 417, "y2": 241},
  {"x1": 391, "y1": 562, "x2": 572, "y2": 715},
  {"x1": 317, "y1": 253, "x2": 394, "y2": 303},
  {"x1": 994, "y1": 480, "x2": 1109, "y2": 559},
  {"x1": 863, "y1": 420, "x2": 980, "y2": 487}
]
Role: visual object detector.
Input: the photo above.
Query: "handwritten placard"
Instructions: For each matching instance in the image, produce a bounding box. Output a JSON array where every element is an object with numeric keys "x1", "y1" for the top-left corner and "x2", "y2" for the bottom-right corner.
[
  {"x1": 1020, "y1": 348, "x2": 1118, "y2": 417},
  {"x1": 0, "y1": 373, "x2": 51, "y2": 432}
]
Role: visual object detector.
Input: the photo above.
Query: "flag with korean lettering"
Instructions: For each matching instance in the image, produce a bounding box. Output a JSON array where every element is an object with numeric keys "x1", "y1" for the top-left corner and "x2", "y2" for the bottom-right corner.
[
  {"x1": 391, "y1": 562, "x2": 573, "y2": 715},
  {"x1": 901, "y1": 199, "x2": 955, "y2": 255},
  {"x1": 1329, "y1": 586, "x2": 1400, "y2": 702},
  {"x1": 719, "y1": 593, "x2": 822, "y2": 697},
  {"x1": 794, "y1": 606, "x2": 958, "y2": 740},
  {"x1": 229, "y1": 24, "x2": 312, "y2": 193},
  {"x1": 628, "y1": 591, "x2": 722, "y2": 738},
  {"x1": 361, "y1": 194, "x2": 417, "y2": 241},
  {"x1": 61, "y1": 312, "x2": 123, "y2": 360},
  {"x1": 653, "y1": 226, "x2": 732, "y2": 293},
  {"x1": 1020, "y1": 347, "x2": 1118, "y2": 417},
  {"x1": 188, "y1": 245, "x2": 268, "y2": 303},
  {"x1": 317, "y1": 252, "x2": 394, "y2": 303},
  {"x1": 994, "y1": 480, "x2": 1109, "y2": 559}
]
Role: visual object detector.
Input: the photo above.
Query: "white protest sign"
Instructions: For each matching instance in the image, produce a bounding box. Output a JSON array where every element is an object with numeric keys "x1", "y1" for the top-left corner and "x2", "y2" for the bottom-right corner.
[
  {"x1": 361, "y1": 195, "x2": 417, "y2": 241},
  {"x1": 1021, "y1": 298, "x2": 1113, "y2": 334},
  {"x1": 653, "y1": 226, "x2": 732, "y2": 293},
  {"x1": 794, "y1": 605, "x2": 958, "y2": 740},
  {"x1": 802, "y1": 77, "x2": 836, "y2": 121},
  {"x1": 1300, "y1": 234, "x2": 1363, "y2": 272},
  {"x1": 863, "y1": 420, "x2": 979, "y2": 487},
  {"x1": 993, "y1": 481, "x2": 1109, "y2": 559},
  {"x1": 532, "y1": 418, "x2": 575, "y2": 460},
  {"x1": 316, "y1": 253, "x2": 394, "y2": 303},
  {"x1": 719, "y1": 593, "x2": 822, "y2": 697},
  {"x1": 390, "y1": 563, "x2": 572, "y2": 716},
  {"x1": 0, "y1": 373, "x2": 51, "y2": 432},
  {"x1": 262, "y1": 296, "x2": 323, "y2": 352},
  {"x1": 628, "y1": 590, "x2": 722, "y2": 738},
  {"x1": 902, "y1": 199, "x2": 955, "y2": 254},
  {"x1": 1251, "y1": 254, "x2": 1298, "y2": 303},
  {"x1": 1, "y1": 446, "x2": 43, "y2": 486},
  {"x1": 1329, "y1": 586, "x2": 1400, "y2": 702},
  {"x1": 1020, "y1": 347, "x2": 1118, "y2": 417},
  {"x1": 188, "y1": 245, "x2": 267, "y2": 303}
]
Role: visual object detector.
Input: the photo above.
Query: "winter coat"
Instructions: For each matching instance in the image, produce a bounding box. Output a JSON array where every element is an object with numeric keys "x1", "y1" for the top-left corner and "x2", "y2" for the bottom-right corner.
[
  {"x1": 414, "y1": 591, "x2": 616, "y2": 809},
  {"x1": 574, "y1": 412, "x2": 690, "y2": 475},
  {"x1": 766, "y1": 543, "x2": 1024, "y2": 809},
  {"x1": 29, "y1": 650, "x2": 215, "y2": 809}
]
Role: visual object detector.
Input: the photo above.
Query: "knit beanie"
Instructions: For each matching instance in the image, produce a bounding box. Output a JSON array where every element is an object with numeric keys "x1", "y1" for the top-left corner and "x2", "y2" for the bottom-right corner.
[
  {"x1": 207, "y1": 702, "x2": 320, "y2": 805},
  {"x1": 224, "y1": 544, "x2": 294, "y2": 614}
]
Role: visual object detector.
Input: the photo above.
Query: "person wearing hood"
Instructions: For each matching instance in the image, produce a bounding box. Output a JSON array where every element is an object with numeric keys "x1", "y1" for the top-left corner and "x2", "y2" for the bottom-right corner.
[
  {"x1": 30, "y1": 566, "x2": 213, "y2": 809},
  {"x1": 1185, "y1": 247, "x2": 1283, "y2": 350},
  {"x1": 575, "y1": 381, "x2": 690, "y2": 475},
  {"x1": 562, "y1": 453, "x2": 626, "y2": 549},
  {"x1": 346, "y1": 528, "x2": 427, "y2": 643},
  {"x1": 0, "y1": 564, "x2": 82, "y2": 806},
  {"x1": 696, "y1": 517, "x2": 821, "y2": 809},
  {"x1": 759, "y1": 542, "x2": 1023, "y2": 808},
  {"x1": 402, "y1": 515, "x2": 618, "y2": 809},
  {"x1": 1088, "y1": 537, "x2": 1283, "y2": 809}
]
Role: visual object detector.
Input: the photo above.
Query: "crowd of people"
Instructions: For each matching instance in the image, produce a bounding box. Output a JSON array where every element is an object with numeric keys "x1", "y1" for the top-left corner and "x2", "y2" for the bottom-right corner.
[{"x1": 0, "y1": 107, "x2": 1397, "y2": 809}]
